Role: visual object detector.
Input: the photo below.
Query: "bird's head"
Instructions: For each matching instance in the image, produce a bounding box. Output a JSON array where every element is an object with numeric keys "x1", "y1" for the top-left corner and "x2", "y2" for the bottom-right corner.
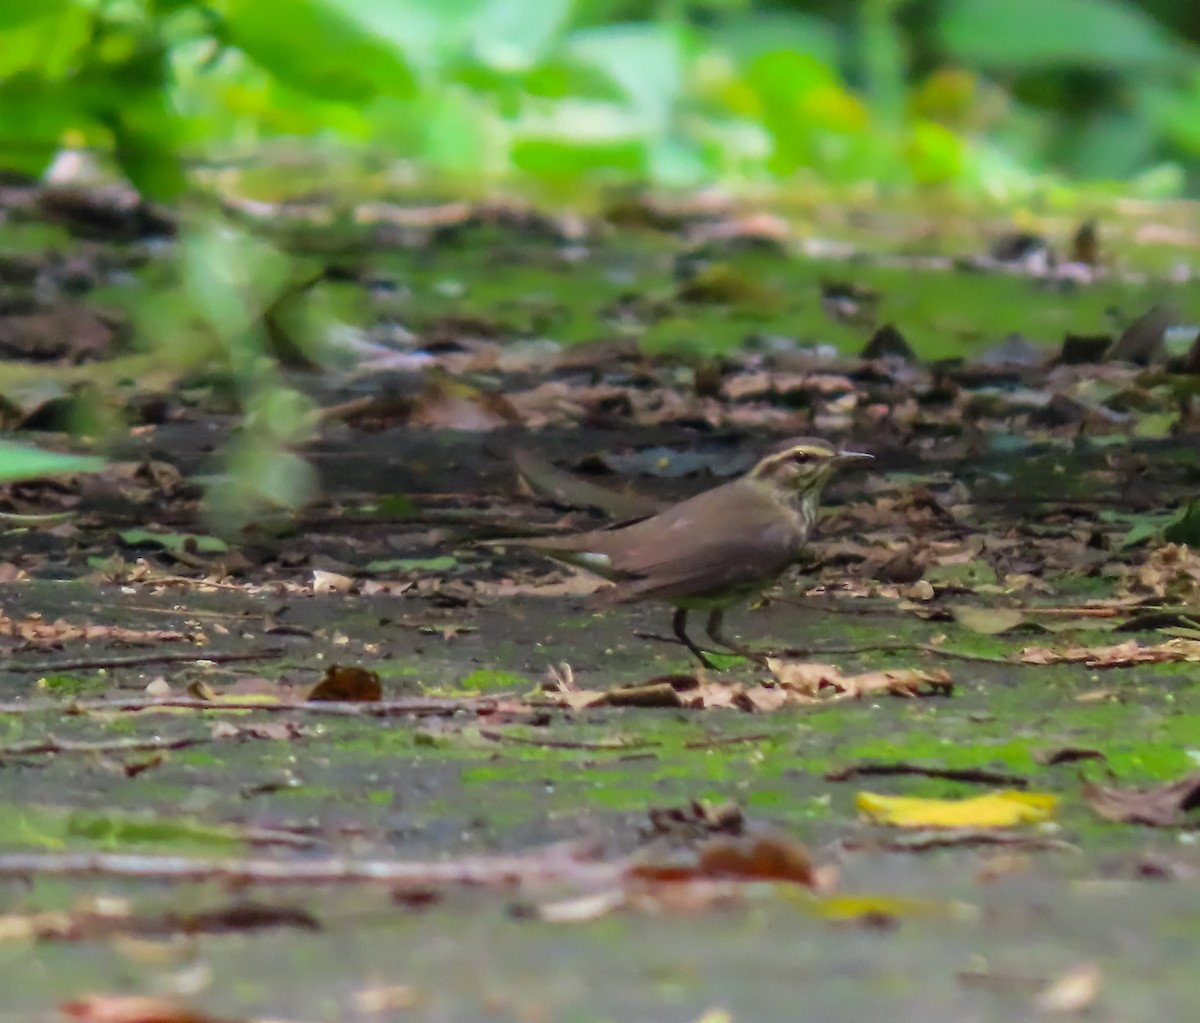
[{"x1": 747, "y1": 437, "x2": 872, "y2": 502}]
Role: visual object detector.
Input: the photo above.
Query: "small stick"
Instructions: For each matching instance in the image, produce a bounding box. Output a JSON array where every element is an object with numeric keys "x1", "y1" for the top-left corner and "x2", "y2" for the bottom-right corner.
[
  {"x1": 0, "y1": 735, "x2": 213, "y2": 757},
  {"x1": 0, "y1": 846, "x2": 624, "y2": 889},
  {"x1": 635, "y1": 632, "x2": 1016, "y2": 666},
  {"x1": 0, "y1": 696, "x2": 502, "y2": 718},
  {"x1": 776, "y1": 642, "x2": 1016, "y2": 665},
  {"x1": 4, "y1": 648, "x2": 285, "y2": 674},
  {"x1": 477, "y1": 728, "x2": 655, "y2": 752},
  {"x1": 824, "y1": 762, "x2": 1030, "y2": 787}
]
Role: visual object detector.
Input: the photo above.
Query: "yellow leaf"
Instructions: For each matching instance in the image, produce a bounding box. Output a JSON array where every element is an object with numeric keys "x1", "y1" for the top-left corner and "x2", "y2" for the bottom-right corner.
[
  {"x1": 813, "y1": 894, "x2": 974, "y2": 922},
  {"x1": 856, "y1": 790, "x2": 1057, "y2": 829}
]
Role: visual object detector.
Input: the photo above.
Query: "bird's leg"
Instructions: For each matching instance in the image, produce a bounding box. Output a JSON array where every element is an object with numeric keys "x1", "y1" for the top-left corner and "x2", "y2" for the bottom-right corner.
[
  {"x1": 705, "y1": 608, "x2": 767, "y2": 664},
  {"x1": 673, "y1": 608, "x2": 716, "y2": 670}
]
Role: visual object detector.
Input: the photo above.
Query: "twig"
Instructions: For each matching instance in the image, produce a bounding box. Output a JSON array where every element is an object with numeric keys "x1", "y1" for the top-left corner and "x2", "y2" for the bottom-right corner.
[
  {"x1": 0, "y1": 845, "x2": 624, "y2": 889},
  {"x1": 123, "y1": 605, "x2": 254, "y2": 620},
  {"x1": 777, "y1": 642, "x2": 1016, "y2": 665},
  {"x1": 635, "y1": 632, "x2": 1016, "y2": 666},
  {"x1": 0, "y1": 735, "x2": 213, "y2": 757},
  {"x1": 847, "y1": 831, "x2": 1080, "y2": 854},
  {"x1": 4, "y1": 648, "x2": 285, "y2": 673},
  {"x1": 134, "y1": 575, "x2": 253, "y2": 592},
  {"x1": 824, "y1": 762, "x2": 1030, "y2": 787},
  {"x1": 0, "y1": 696, "x2": 503, "y2": 718},
  {"x1": 775, "y1": 597, "x2": 1126, "y2": 620},
  {"x1": 477, "y1": 728, "x2": 655, "y2": 751},
  {"x1": 683, "y1": 733, "x2": 774, "y2": 750}
]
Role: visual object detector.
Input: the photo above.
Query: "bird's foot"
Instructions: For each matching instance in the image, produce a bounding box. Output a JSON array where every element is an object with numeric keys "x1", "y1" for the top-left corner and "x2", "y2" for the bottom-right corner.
[{"x1": 634, "y1": 630, "x2": 747, "y2": 671}]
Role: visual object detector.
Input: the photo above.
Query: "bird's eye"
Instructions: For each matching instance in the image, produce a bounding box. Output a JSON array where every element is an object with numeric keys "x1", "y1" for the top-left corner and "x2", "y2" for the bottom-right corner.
[{"x1": 790, "y1": 451, "x2": 812, "y2": 464}]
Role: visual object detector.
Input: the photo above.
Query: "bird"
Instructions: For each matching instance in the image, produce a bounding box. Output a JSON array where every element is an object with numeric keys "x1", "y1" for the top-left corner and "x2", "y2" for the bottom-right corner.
[{"x1": 495, "y1": 437, "x2": 871, "y2": 668}]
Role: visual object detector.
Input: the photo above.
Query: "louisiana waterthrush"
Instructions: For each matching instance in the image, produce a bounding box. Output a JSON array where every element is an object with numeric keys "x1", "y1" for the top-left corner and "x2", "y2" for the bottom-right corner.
[{"x1": 503, "y1": 437, "x2": 871, "y2": 668}]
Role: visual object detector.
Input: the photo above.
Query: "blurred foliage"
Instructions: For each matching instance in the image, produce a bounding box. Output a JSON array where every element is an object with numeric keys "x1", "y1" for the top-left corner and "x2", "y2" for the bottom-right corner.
[
  {"x1": 6, "y1": 0, "x2": 1200, "y2": 526},
  {"x1": 0, "y1": 441, "x2": 104, "y2": 484},
  {"x1": 4, "y1": 0, "x2": 1200, "y2": 199},
  {"x1": 166, "y1": 220, "x2": 321, "y2": 529}
]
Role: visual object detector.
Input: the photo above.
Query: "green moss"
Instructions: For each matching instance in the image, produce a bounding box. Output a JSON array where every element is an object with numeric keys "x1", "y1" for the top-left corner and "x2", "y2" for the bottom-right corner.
[
  {"x1": 457, "y1": 669, "x2": 533, "y2": 691},
  {"x1": 35, "y1": 674, "x2": 107, "y2": 697},
  {"x1": 0, "y1": 802, "x2": 247, "y2": 853}
]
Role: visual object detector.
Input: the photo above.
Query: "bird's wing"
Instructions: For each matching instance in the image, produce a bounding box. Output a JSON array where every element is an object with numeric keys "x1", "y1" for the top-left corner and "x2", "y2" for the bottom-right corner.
[{"x1": 589, "y1": 487, "x2": 807, "y2": 604}]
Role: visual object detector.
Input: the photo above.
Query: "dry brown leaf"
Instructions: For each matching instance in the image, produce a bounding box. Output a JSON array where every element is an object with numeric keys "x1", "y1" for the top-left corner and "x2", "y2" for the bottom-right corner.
[
  {"x1": 1021, "y1": 639, "x2": 1200, "y2": 668},
  {"x1": 473, "y1": 572, "x2": 605, "y2": 599},
  {"x1": 311, "y1": 569, "x2": 354, "y2": 594},
  {"x1": 629, "y1": 832, "x2": 815, "y2": 888},
  {"x1": 1082, "y1": 773, "x2": 1200, "y2": 826},
  {"x1": 307, "y1": 664, "x2": 382, "y2": 702},
  {"x1": 767, "y1": 658, "x2": 952, "y2": 699},
  {"x1": 0, "y1": 611, "x2": 192, "y2": 649},
  {"x1": 409, "y1": 373, "x2": 521, "y2": 431},
  {"x1": 1123, "y1": 543, "x2": 1200, "y2": 602}
]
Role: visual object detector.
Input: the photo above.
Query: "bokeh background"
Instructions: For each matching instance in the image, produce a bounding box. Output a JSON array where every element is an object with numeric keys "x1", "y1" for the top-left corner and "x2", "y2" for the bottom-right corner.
[{"x1": 10, "y1": 0, "x2": 1200, "y2": 200}]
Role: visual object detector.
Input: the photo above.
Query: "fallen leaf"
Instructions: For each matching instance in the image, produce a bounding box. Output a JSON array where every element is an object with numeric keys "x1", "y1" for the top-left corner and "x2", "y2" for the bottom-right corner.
[
  {"x1": 536, "y1": 889, "x2": 628, "y2": 924},
  {"x1": 856, "y1": 790, "x2": 1058, "y2": 829},
  {"x1": 1020, "y1": 639, "x2": 1200, "y2": 668},
  {"x1": 629, "y1": 832, "x2": 815, "y2": 887},
  {"x1": 814, "y1": 893, "x2": 967, "y2": 923},
  {"x1": 353, "y1": 984, "x2": 423, "y2": 1014},
  {"x1": 1034, "y1": 962, "x2": 1102, "y2": 1015},
  {"x1": 311, "y1": 569, "x2": 354, "y2": 594},
  {"x1": 59, "y1": 995, "x2": 235, "y2": 1023},
  {"x1": 307, "y1": 665, "x2": 382, "y2": 702},
  {"x1": 1082, "y1": 772, "x2": 1200, "y2": 826},
  {"x1": 409, "y1": 372, "x2": 521, "y2": 430},
  {"x1": 950, "y1": 605, "x2": 1026, "y2": 635},
  {"x1": 645, "y1": 801, "x2": 744, "y2": 842},
  {"x1": 767, "y1": 658, "x2": 952, "y2": 699},
  {"x1": 1108, "y1": 304, "x2": 1170, "y2": 364}
]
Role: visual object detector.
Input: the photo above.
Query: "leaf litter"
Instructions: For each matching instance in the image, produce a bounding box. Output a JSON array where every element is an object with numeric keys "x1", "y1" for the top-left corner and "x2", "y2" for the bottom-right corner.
[{"x1": 2, "y1": 188, "x2": 1200, "y2": 1017}]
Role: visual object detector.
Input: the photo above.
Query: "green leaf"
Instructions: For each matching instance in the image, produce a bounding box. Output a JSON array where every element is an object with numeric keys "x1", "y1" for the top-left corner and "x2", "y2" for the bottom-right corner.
[
  {"x1": 564, "y1": 21, "x2": 686, "y2": 128},
  {"x1": 110, "y1": 115, "x2": 188, "y2": 200},
  {"x1": 1120, "y1": 514, "x2": 1171, "y2": 548},
  {"x1": 118, "y1": 529, "x2": 230, "y2": 554},
  {"x1": 1133, "y1": 411, "x2": 1179, "y2": 440},
  {"x1": 714, "y1": 11, "x2": 840, "y2": 68},
  {"x1": 372, "y1": 495, "x2": 419, "y2": 517},
  {"x1": 0, "y1": 3, "x2": 90, "y2": 79},
  {"x1": 0, "y1": 442, "x2": 104, "y2": 483},
  {"x1": 420, "y1": 87, "x2": 497, "y2": 176},
  {"x1": 0, "y1": 0, "x2": 69, "y2": 29},
  {"x1": 217, "y1": 0, "x2": 416, "y2": 103},
  {"x1": 1164, "y1": 501, "x2": 1200, "y2": 546},
  {"x1": 938, "y1": 0, "x2": 1181, "y2": 72},
  {"x1": 459, "y1": 669, "x2": 530, "y2": 691},
  {"x1": 470, "y1": 0, "x2": 576, "y2": 70},
  {"x1": 0, "y1": 72, "x2": 75, "y2": 177},
  {"x1": 512, "y1": 134, "x2": 646, "y2": 180},
  {"x1": 365, "y1": 556, "x2": 457, "y2": 574}
]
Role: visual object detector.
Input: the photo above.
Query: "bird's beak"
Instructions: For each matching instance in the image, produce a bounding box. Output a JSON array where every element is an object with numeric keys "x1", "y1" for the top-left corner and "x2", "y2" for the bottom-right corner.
[{"x1": 835, "y1": 450, "x2": 873, "y2": 462}]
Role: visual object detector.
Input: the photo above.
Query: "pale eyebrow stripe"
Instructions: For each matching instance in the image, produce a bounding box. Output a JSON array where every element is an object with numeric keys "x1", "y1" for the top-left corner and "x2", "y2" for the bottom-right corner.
[{"x1": 751, "y1": 446, "x2": 826, "y2": 474}]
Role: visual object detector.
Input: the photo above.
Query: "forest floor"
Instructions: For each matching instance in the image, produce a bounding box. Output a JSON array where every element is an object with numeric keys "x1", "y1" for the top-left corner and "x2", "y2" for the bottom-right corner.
[{"x1": 1, "y1": 185, "x2": 1200, "y2": 1021}]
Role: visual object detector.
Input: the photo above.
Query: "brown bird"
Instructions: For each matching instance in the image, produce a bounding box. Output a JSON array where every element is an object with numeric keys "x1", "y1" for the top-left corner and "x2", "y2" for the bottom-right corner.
[{"x1": 500, "y1": 437, "x2": 871, "y2": 668}]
